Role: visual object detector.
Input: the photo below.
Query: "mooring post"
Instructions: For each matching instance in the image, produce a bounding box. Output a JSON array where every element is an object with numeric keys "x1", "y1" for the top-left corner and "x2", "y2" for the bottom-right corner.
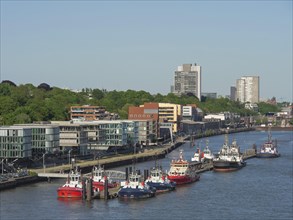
[
  {"x1": 82, "y1": 177, "x2": 86, "y2": 200},
  {"x1": 104, "y1": 176, "x2": 108, "y2": 200},
  {"x1": 86, "y1": 179, "x2": 92, "y2": 201},
  {"x1": 125, "y1": 167, "x2": 129, "y2": 180},
  {"x1": 144, "y1": 169, "x2": 147, "y2": 181}
]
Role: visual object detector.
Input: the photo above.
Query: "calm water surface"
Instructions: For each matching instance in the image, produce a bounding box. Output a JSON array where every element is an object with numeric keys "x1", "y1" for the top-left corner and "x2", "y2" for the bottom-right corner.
[{"x1": 0, "y1": 131, "x2": 292, "y2": 220}]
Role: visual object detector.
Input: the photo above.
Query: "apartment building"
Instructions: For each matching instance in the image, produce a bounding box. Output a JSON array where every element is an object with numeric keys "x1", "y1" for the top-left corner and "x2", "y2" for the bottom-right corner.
[
  {"x1": 171, "y1": 63, "x2": 202, "y2": 101},
  {"x1": 51, "y1": 121, "x2": 88, "y2": 155},
  {"x1": 158, "y1": 103, "x2": 182, "y2": 133},
  {"x1": 70, "y1": 105, "x2": 107, "y2": 121},
  {"x1": 236, "y1": 76, "x2": 260, "y2": 103},
  {"x1": 129, "y1": 102, "x2": 183, "y2": 135}
]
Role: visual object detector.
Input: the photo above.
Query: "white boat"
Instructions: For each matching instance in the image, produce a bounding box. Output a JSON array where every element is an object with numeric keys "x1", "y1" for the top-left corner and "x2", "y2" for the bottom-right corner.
[
  {"x1": 191, "y1": 140, "x2": 214, "y2": 162},
  {"x1": 213, "y1": 137, "x2": 246, "y2": 172},
  {"x1": 256, "y1": 127, "x2": 280, "y2": 158},
  {"x1": 91, "y1": 165, "x2": 118, "y2": 192}
]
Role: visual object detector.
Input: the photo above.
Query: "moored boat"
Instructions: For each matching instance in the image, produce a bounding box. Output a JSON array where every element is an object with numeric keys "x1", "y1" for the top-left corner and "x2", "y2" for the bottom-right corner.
[
  {"x1": 213, "y1": 137, "x2": 246, "y2": 172},
  {"x1": 256, "y1": 128, "x2": 280, "y2": 158},
  {"x1": 57, "y1": 169, "x2": 83, "y2": 198},
  {"x1": 91, "y1": 165, "x2": 118, "y2": 191},
  {"x1": 145, "y1": 166, "x2": 176, "y2": 193},
  {"x1": 202, "y1": 140, "x2": 214, "y2": 162},
  {"x1": 167, "y1": 150, "x2": 200, "y2": 185},
  {"x1": 118, "y1": 171, "x2": 156, "y2": 199},
  {"x1": 191, "y1": 140, "x2": 214, "y2": 163},
  {"x1": 191, "y1": 147, "x2": 204, "y2": 162}
]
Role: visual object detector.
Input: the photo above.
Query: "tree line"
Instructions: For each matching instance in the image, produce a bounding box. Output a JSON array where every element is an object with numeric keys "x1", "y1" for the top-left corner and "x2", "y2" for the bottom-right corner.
[{"x1": 0, "y1": 82, "x2": 280, "y2": 125}]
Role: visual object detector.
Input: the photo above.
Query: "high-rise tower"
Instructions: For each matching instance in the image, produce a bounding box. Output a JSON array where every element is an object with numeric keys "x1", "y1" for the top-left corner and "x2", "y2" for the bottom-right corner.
[
  {"x1": 171, "y1": 63, "x2": 201, "y2": 101},
  {"x1": 236, "y1": 76, "x2": 259, "y2": 103}
]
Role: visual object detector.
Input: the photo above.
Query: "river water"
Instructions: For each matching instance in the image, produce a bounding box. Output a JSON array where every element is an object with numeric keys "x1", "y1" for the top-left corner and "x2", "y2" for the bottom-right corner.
[{"x1": 0, "y1": 131, "x2": 292, "y2": 220}]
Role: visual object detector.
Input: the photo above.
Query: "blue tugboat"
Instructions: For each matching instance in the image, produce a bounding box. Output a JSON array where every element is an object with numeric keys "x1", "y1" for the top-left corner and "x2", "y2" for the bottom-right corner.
[
  {"x1": 145, "y1": 166, "x2": 176, "y2": 193},
  {"x1": 118, "y1": 171, "x2": 156, "y2": 199},
  {"x1": 256, "y1": 127, "x2": 280, "y2": 158}
]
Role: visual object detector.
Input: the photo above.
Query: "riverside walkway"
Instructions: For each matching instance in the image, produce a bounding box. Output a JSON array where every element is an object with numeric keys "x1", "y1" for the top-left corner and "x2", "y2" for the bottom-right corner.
[
  {"x1": 32, "y1": 137, "x2": 256, "y2": 177},
  {"x1": 31, "y1": 140, "x2": 184, "y2": 175}
]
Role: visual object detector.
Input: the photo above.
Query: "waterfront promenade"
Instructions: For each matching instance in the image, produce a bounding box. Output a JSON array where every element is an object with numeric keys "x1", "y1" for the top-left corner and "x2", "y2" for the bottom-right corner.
[
  {"x1": 31, "y1": 140, "x2": 184, "y2": 175},
  {"x1": 0, "y1": 127, "x2": 257, "y2": 189}
]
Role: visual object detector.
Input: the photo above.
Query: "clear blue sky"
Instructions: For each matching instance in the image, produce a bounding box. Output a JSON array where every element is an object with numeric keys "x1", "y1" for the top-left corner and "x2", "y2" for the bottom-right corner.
[{"x1": 1, "y1": 1, "x2": 292, "y2": 102}]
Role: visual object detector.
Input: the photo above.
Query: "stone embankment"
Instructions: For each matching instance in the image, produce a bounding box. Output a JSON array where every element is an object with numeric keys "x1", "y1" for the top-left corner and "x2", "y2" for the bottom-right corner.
[{"x1": 0, "y1": 175, "x2": 39, "y2": 191}]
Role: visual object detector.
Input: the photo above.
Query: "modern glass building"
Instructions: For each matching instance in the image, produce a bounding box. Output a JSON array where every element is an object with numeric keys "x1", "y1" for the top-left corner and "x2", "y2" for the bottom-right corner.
[
  {"x1": 52, "y1": 120, "x2": 139, "y2": 152},
  {"x1": 0, "y1": 126, "x2": 32, "y2": 159},
  {"x1": 97, "y1": 120, "x2": 139, "y2": 149},
  {"x1": 14, "y1": 124, "x2": 60, "y2": 157}
]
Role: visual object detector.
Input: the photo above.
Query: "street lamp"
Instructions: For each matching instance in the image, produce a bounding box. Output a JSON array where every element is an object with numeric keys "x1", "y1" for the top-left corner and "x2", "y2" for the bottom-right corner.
[
  {"x1": 1, "y1": 159, "x2": 5, "y2": 175},
  {"x1": 68, "y1": 149, "x2": 73, "y2": 165},
  {"x1": 42, "y1": 153, "x2": 47, "y2": 173}
]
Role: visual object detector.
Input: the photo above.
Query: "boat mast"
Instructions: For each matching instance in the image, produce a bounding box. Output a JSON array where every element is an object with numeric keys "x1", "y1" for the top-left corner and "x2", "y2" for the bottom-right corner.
[
  {"x1": 132, "y1": 144, "x2": 136, "y2": 174},
  {"x1": 205, "y1": 139, "x2": 209, "y2": 148},
  {"x1": 268, "y1": 125, "x2": 272, "y2": 142},
  {"x1": 225, "y1": 134, "x2": 229, "y2": 145}
]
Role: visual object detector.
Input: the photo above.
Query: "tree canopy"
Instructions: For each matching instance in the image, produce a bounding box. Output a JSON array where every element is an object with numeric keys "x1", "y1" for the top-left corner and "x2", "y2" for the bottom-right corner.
[{"x1": 0, "y1": 83, "x2": 270, "y2": 125}]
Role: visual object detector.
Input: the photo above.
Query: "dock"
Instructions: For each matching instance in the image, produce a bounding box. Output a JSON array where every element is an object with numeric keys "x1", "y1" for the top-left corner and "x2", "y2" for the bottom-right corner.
[{"x1": 98, "y1": 185, "x2": 120, "y2": 199}]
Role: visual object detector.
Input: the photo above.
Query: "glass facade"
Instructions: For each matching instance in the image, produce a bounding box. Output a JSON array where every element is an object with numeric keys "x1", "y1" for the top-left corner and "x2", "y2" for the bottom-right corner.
[{"x1": 0, "y1": 127, "x2": 32, "y2": 159}]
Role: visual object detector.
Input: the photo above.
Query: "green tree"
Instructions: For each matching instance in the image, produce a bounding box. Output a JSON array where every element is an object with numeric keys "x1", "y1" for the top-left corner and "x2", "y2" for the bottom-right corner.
[
  {"x1": 258, "y1": 102, "x2": 280, "y2": 115},
  {"x1": 14, "y1": 113, "x2": 31, "y2": 124},
  {"x1": 92, "y1": 88, "x2": 105, "y2": 100},
  {"x1": 0, "y1": 96, "x2": 17, "y2": 115}
]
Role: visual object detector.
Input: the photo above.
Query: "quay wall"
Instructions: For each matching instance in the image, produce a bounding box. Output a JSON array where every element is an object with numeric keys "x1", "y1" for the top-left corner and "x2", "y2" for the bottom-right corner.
[
  {"x1": 254, "y1": 126, "x2": 293, "y2": 131},
  {"x1": 0, "y1": 175, "x2": 42, "y2": 191},
  {"x1": 31, "y1": 141, "x2": 185, "y2": 175},
  {"x1": 186, "y1": 127, "x2": 255, "y2": 140}
]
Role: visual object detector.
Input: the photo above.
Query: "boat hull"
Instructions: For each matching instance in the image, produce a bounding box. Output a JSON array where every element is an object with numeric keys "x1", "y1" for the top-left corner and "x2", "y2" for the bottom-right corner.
[
  {"x1": 57, "y1": 186, "x2": 83, "y2": 198},
  {"x1": 256, "y1": 153, "x2": 280, "y2": 158},
  {"x1": 145, "y1": 181, "x2": 176, "y2": 193},
  {"x1": 118, "y1": 188, "x2": 156, "y2": 199},
  {"x1": 213, "y1": 161, "x2": 246, "y2": 172},
  {"x1": 168, "y1": 174, "x2": 200, "y2": 185},
  {"x1": 93, "y1": 181, "x2": 118, "y2": 191}
]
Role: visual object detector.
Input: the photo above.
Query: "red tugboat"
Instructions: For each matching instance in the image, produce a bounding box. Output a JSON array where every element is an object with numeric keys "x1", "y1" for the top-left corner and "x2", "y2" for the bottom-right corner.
[
  {"x1": 167, "y1": 150, "x2": 200, "y2": 185},
  {"x1": 57, "y1": 168, "x2": 83, "y2": 198},
  {"x1": 92, "y1": 165, "x2": 118, "y2": 191}
]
